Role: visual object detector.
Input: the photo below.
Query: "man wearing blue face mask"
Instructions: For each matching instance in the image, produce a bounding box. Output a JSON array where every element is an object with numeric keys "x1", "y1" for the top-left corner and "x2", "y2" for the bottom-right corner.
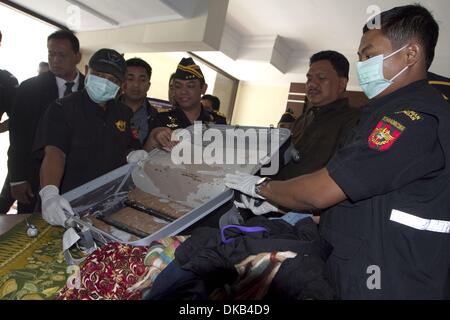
[
  {"x1": 33, "y1": 48, "x2": 141, "y2": 227},
  {"x1": 224, "y1": 4, "x2": 450, "y2": 299}
]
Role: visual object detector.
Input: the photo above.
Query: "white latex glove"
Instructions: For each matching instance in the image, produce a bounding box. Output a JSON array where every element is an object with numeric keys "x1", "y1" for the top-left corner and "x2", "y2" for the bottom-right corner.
[
  {"x1": 234, "y1": 194, "x2": 279, "y2": 215},
  {"x1": 126, "y1": 150, "x2": 148, "y2": 165},
  {"x1": 39, "y1": 185, "x2": 75, "y2": 227},
  {"x1": 224, "y1": 172, "x2": 265, "y2": 199}
]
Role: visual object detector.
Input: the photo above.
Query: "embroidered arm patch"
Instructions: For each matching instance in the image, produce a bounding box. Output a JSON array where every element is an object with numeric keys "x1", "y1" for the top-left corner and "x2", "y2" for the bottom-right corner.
[
  {"x1": 115, "y1": 120, "x2": 126, "y2": 132},
  {"x1": 368, "y1": 116, "x2": 405, "y2": 151}
]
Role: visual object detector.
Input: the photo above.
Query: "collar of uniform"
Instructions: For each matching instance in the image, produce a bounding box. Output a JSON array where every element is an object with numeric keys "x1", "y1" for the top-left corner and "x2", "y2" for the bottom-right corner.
[
  {"x1": 198, "y1": 106, "x2": 214, "y2": 121},
  {"x1": 173, "y1": 105, "x2": 210, "y2": 123},
  {"x1": 309, "y1": 97, "x2": 349, "y2": 117},
  {"x1": 118, "y1": 95, "x2": 158, "y2": 119},
  {"x1": 367, "y1": 79, "x2": 429, "y2": 110},
  {"x1": 144, "y1": 99, "x2": 159, "y2": 118},
  {"x1": 82, "y1": 89, "x2": 116, "y2": 115}
]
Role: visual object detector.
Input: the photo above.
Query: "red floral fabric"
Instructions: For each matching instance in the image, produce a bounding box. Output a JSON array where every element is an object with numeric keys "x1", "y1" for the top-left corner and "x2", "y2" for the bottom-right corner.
[{"x1": 57, "y1": 243, "x2": 149, "y2": 300}]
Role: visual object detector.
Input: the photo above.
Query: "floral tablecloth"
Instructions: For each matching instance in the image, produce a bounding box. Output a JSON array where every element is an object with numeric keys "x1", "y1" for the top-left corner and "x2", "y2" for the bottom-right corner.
[{"x1": 0, "y1": 215, "x2": 68, "y2": 300}]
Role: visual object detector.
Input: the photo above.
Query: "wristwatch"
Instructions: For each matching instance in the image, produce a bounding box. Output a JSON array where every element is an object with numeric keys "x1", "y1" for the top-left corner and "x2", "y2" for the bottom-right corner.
[{"x1": 255, "y1": 177, "x2": 271, "y2": 197}]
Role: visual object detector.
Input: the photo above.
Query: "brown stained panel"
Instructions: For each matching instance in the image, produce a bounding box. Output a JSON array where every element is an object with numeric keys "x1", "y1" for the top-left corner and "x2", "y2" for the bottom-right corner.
[
  {"x1": 288, "y1": 94, "x2": 306, "y2": 102},
  {"x1": 289, "y1": 82, "x2": 306, "y2": 93},
  {"x1": 110, "y1": 207, "x2": 169, "y2": 235},
  {"x1": 128, "y1": 188, "x2": 192, "y2": 219}
]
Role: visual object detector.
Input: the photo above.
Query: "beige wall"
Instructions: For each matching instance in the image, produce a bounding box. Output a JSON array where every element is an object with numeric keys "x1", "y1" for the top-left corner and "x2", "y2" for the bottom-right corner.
[
  {"x1": 124, "y1": 52, "x2": 181, "y2": 101},
  {"x1": 231, "y1": 82, "x2": 289, "y2": 127}
]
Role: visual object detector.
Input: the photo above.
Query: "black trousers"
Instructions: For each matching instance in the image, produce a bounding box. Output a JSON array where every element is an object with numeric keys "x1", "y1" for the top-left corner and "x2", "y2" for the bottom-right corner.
[
  {"x1": 0, "y1": 173, "x2": 38, "y2": 214},
  {"x1": 0, "y1": 173, "x2": 14, "y2": 214}
]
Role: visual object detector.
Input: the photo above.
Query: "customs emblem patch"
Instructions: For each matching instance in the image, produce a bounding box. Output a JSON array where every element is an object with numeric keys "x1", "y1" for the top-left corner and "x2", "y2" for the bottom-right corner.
[{"x1": 368, "y1": 117, "x2": 405, "y2": 151}]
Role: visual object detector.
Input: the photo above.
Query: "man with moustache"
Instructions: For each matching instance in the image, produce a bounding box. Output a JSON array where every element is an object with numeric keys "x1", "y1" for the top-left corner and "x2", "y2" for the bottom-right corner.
[{"x1": 276, "y1": 50, "x2": 360, "y2": 180}]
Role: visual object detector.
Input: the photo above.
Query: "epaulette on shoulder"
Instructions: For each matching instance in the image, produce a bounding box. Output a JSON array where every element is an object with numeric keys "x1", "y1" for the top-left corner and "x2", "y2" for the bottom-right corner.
[
  {"x1": 394, "y1": 110, "x2": 423, "y2": 122},
  {"x1": 213, "y1": 110, "x2": 226, "y2": 118},
  {"x1": 157, "y1": 108, "x2": 173, "y2": 113},
  {"x1": 429, "y1": 79, "x2": 450, "y2": 87}
]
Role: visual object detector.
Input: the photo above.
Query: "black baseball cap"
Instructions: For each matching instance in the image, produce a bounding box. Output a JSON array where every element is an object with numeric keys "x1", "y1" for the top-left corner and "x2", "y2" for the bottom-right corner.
[{"x1": 89, "y1": 48, "x2": 126, "y2": 82}]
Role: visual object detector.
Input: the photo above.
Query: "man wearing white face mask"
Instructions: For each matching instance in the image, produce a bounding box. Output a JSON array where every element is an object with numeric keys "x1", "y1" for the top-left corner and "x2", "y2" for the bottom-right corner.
[
  {"x1": 224, "y1": 4, "x2": 450, "y2": 299},
  {"x1": 33, "y1": 48, "x2": 141, "y2": 226}
]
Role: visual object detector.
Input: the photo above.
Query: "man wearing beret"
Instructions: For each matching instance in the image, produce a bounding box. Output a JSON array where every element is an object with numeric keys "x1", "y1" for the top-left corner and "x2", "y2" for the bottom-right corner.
[
  {"x1": 34, "y1": 48, "x2": 141, "y2": 227},
  {"x1": 144, "y1": 57, "x2": 226, "y2": 151}
]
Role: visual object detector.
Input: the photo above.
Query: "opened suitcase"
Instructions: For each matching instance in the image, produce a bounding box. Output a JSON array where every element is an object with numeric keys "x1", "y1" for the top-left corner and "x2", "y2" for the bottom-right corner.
[{"x1": 62, "y1": 125, "x2": 291, "y2": 249}]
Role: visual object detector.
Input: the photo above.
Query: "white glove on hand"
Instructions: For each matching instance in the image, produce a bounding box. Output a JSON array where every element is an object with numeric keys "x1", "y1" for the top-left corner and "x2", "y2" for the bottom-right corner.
[
  {"x1": 234, "y1": 194, "x2": 279, "y2": 215},
  {"x1": 39, "y1": 185, "x2": 75, "y2": 227},
  {"x1": 126, "y1": 150, "x2": 148, "y2": 165},
  {"x1": 224, "y1": 172, "x2": 265, "y2": 199}
]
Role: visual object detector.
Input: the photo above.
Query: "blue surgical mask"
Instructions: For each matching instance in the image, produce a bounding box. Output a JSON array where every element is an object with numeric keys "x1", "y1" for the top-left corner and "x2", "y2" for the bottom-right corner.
[
  {"x1": 356, "y1": 44, "x2": 409, "y2": 99},
  {"x1": 85, "y1": 74, "x2": 120, "y2": 104}
]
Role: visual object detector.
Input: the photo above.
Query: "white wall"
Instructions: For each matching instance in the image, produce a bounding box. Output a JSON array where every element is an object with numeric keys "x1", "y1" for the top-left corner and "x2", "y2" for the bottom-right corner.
[
  {"x1": 0, "y1": 5, "x2": 57, "y2": 199},
  {"x1": 231, "y1": 82, "x2": 289, "y2": 127}
]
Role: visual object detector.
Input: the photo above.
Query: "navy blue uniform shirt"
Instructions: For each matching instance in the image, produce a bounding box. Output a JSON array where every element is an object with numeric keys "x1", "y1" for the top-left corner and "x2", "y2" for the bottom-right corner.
[
  {"x1": 34, "y1": 90, "x2": 141, "y2": 193},
  {"x1": 321, "y1": 80, "x2": 450, "y2": 299}
]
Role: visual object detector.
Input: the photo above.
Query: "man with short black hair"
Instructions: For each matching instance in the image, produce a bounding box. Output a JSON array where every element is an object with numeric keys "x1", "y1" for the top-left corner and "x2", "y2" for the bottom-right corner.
[
  {"x1": 34, "y1": 48, "x2": 141, "y2": 227},
  {"x1": 121, "y1": 58, "x2": 158, "y2": 144},
  {"x1": 144, "y1": 57, "x2": 226, "y2": 151},
  {"x1": 8, "y1": 30, "x2": 85, "y2": 213},
  {"x1": 38, "y1": 62, "x2": 50, "y2": 75},
  {"x1": 277, "y1": 110, "x2": 296, "y2": 129},
  {"x1": 201, "y1": 94, "x2": 220, "y2": 112},
  {"x1": 276, "y1": 50, "x2": 360, "y2": 180},
  {"x1": 225, "y1": 4, "x2": 450, "y2": 299},
  {"x1": 201, "y1": 94, "x2": 226, "y2": 123}
]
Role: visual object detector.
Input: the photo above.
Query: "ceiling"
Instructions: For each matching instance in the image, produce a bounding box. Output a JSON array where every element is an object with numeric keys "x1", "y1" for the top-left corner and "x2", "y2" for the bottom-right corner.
[{"x1": 7, "y1": 0, "x2": 450, "y2": 89}]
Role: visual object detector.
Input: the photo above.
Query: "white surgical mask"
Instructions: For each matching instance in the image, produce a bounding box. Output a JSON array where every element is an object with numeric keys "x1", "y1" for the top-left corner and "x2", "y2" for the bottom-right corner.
[
  {"x1": 356, "y1": 44, "x2": 409, "y2": 99},
  {"x1": 85, "y1": 74, "x2": 120, "y2": 104}
]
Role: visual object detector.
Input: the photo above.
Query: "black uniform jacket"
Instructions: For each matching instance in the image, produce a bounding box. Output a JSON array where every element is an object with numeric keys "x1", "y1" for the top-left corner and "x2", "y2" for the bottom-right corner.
[
  {"x1": 33, "y1": 90, "x2": 140, "y2": 193},
  {"x1": 321, "y1": 80, "x2": 450, "y2": 299},
  {"x1": 8, "y1": 72, "x2": 84, "y2": 185},
  {"x1": 0, "y1": 69, "x2": 18, "y2": 117},
  {"x1": 149, "y1": 106, "x2": 226, "y2": 132}
]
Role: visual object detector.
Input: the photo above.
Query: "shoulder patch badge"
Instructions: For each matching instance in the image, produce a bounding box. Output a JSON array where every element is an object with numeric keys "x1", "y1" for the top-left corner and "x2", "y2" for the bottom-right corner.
[
  {"x1": 115, "y1": 120, "x2": 126, "y2": 132},
  {"x1": 368, "y1": 116, "x2": 405, "y2": 151}
]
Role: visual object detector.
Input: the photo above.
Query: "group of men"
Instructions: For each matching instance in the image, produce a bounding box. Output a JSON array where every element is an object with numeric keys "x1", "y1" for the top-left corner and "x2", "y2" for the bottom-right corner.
[
  {"x1": 225, "y1": 4, "x2": 450, "y2": 299},
  {"x1": 1, "y1": 3, "x2": 450, "y2": 300},
  {"x1": 0, "y1": 30, "x2": 228, "y2": 223}
]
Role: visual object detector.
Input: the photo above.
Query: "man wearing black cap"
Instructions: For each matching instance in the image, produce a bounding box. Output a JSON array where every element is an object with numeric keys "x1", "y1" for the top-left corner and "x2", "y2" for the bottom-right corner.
[
  {"x1": 34, "y1": 48, "x2": 141, "y2": 227},
  {"x1": 144, "y1": 57, "x2": 226, "y2": 151},
  {"x1": 201, "y1": 94, "x2": 227, "y2": 123}
]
